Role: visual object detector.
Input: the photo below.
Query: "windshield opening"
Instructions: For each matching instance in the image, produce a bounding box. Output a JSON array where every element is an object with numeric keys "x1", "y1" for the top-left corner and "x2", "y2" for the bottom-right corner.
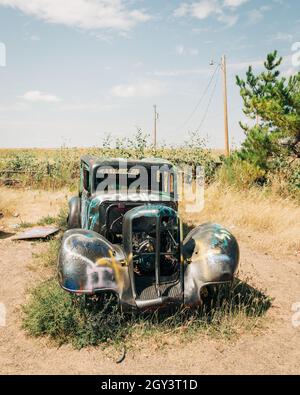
[{"x1": 94, "y1": 165, "x2": 175, "y2": 195}]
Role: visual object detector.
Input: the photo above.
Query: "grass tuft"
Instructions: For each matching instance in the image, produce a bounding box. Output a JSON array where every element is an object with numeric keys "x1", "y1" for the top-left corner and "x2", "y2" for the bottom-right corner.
[
  {"x1": 22, "y1": 281, "x2": 129, "y2": 348},
  {"x1": 18, "y1": 221, "x2": 35, "y2": 229},
  {"x1": 37, "y1": 215, "x2": 57, "y2": 226},
  {"x1": 37, "y1": 208, "x2": 68, "y2": 230},
  {"x1": 22, "y1": 278, "x2": 271, "y2": 349}
]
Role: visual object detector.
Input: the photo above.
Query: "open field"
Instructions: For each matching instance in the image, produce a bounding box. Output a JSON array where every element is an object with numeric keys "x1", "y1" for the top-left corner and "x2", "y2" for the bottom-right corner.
[
  {"x1": 182, "y1": 184, "x2": 300, "y2": 257},
  {"x1": 0, "y1": 145, "x2": 221, "y2": 190},
  {"x1": 0, "y1": 148, "x2": 226, "y2": 157},
  {"x1": 0, "y1": 186, "x2": 299, "y2": 374}
]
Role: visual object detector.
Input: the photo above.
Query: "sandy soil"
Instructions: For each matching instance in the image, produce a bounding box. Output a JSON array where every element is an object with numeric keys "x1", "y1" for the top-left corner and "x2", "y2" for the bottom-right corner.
[{"x1": 0, "y1": 188, "x2": 299, "y2": 375}]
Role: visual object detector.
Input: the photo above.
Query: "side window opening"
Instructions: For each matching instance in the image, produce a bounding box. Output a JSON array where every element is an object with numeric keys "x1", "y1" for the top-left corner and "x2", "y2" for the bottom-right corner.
[
  {"x1": 83, "y1": 167, "x2": 90, "y2": 192},
  {"x1": 170, "y1": 173, "x2": 174, "y2": 194}
]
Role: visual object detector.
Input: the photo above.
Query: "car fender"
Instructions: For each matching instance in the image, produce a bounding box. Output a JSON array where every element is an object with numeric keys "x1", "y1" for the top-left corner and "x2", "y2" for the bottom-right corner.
[
  {"x1": 58, "y1": 229, "x2": 134, "y2": 305},
  {"x1": 183, "y1": 223, "x2": 239, "y2": 305},
  {"x1": 67, "y1": 196, "x2": 81, "y2": 229}
]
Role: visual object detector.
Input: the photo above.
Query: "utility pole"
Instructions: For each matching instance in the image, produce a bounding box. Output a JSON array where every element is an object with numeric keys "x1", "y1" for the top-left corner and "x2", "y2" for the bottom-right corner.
[
  {"x1": 153, "y1": 104, "x2": 158, "y2": 149},
  {"x1": 221, "y1": 55, "x2": 230, "y2": 156}
]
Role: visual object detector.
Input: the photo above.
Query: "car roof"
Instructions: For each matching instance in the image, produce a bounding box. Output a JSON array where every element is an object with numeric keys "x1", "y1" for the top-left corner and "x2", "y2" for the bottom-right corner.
[{"x1": 81, "y1": 155, "x2": 174, "y2": 169}]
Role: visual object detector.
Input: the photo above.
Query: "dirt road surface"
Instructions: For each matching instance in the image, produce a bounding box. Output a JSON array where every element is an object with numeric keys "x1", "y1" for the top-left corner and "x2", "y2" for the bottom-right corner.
[{"x1": 0, "y1": 189, "x2": 299, "y2": 374}]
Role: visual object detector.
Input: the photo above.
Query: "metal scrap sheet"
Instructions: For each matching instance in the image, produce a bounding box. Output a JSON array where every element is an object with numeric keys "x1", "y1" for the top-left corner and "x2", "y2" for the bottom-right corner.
[{"x1": 12, "y1": 226, "x2": 59, "y2": 240}]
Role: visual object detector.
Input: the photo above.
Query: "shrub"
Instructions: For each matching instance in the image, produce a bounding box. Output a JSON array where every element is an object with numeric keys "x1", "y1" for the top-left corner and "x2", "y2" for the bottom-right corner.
[
  {"x1": 217, "y1": 157, "x2": 266, "y2": 189},
  {"x1": 0, "y1": 142, "x2": 219, "y2": 189},
  {"x1": 288, "y1": 163, "x2": 300, "y2": 192},
  {"x1": 22, "y1": 277, "x2": 271, "y2": 349},
  {"x1": 22, "y1": 280, "x2": 127, "y2": 348}
]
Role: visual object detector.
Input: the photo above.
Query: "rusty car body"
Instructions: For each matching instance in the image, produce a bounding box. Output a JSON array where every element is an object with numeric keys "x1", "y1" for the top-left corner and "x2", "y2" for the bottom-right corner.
[{"x1": 58, "y1": 156, "x2": 239, "y2": 311}]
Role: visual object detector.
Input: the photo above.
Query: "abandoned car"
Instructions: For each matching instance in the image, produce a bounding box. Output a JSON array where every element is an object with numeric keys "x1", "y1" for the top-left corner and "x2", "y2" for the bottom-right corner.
[{"x1": 58, "y1": 156, "x2": 239, "y2": 310}]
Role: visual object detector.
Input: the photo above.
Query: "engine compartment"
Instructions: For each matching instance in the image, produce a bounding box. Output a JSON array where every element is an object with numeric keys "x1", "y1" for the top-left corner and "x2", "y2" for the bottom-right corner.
[
  {"x1": 131, "y1": 215, "x2": 179, "y2": 278},
  {"x1": 97, "y1": 202, "x2": 181, "y2": 285}
]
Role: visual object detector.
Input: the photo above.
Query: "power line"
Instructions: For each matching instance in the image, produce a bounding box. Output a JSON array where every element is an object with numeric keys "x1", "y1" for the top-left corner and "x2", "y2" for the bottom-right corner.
[
  {"x1": 196, "y1": 68, "x2": 220, "y2": 133},
  {"x1": 179, "y1": 64, "x2": 220, "y2": 130}
]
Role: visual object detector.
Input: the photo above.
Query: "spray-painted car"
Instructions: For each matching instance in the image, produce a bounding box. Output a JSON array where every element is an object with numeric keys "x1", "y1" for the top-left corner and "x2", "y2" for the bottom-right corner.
[{"x1": 58, "y1": 156, "x2": 239, "y2": 311}]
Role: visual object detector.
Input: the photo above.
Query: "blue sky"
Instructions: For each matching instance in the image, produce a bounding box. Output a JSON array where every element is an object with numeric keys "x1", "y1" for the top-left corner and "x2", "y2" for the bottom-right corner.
[{"x1": 0, "y1": 0, "x2": 299, "y2": 148}]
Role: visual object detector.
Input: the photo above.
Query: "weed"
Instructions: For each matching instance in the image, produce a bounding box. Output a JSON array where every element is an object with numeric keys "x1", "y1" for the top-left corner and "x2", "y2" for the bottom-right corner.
[
  {"x1": 41, "y1": 238, "x2": 60, "y2": 267},
  {"x1": 37, "y1": 207, "x2": 68, "y2": 230},
  {"x1": 22, "y1": 277, "x2": 271, "y2": 349},
  {"x1": 18, "y1": 221, "x2": 35, "y2": 229},
  {"x1": 37, "y1": 216, "x2": 57, "y2": 226}
]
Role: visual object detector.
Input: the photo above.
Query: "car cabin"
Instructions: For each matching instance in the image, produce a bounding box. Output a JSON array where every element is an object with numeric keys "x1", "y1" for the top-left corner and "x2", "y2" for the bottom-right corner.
[{"x1": 79, "y1": 156, "x2": 177, "y2": 198}]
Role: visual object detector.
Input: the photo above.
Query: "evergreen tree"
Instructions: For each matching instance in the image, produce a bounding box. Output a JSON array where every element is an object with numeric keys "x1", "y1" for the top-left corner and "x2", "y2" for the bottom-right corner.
[{"x1": 236, "y1": 51, "x2": 300, "y2": 168}]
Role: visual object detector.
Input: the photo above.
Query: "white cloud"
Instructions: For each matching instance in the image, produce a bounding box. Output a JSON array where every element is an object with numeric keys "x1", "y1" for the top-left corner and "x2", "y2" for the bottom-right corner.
[
  {"x1": 191, "y1": 0, "x2": 221, "y2": 19},
  {"x1": 217, "y1": 12, "x2": 238, "y2": 26},
  {"x1": 247, "y1": 6, "x2": 270, "y2": 25},
  {"x1": 0, "y1": 0, "x2": 151, "y2": 32},
  {"x1": 23, "y1": 33, "x2": 40, "y2": 41},
  {"x1": 273, "y1": 32, "x2": 293, "y2": 42},
  {"x1": 281, "y1": 54, "x2": 299, "y2": 77},
  {"x1": 173, "y1": 0, "x2": 248, "y2": 27},
  {"x1": 247, "y1": 9, "x2": 263, "y2": 24},
  {"x1": 20, "y1": 91, "x2": 62, "y2": 103},
  {"x1": 175, "y1": 45, "x2": 199, "y2": 56},
  {"x1": 173, "y1": 3, "x2": 189, "y2": 17},
  {"x1": 260, "y1": 5, "x2": 271, "y2": 12},
  {"x1": 29, "y1": 35, "x2": 40, "y2": 41},
  {"x1": 223, "y1": 0, "x2": 248, "y2": 7},
  {"x1": 111, "y1": 80, "x2": 167, "y2": 98},
  {"x1": 283, "y1": 67, "x2": 297, "y2": 77},
  {"x1": 176, "y1": 45, "x2": 185, "y2": 55}
]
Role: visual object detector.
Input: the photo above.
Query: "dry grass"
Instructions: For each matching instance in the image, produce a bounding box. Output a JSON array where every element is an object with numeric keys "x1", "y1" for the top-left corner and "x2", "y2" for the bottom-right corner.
[
  {"x1": 0, "y1": 189, "x2": 17, "y2": 217},
  {"x1": 181, "y1": 183, "x2": 300, "y2": 256},
  {"x1": 1, "y1": 184, "x2": 299, "y2": 256},
  {"x1": 0, "y1": 187, "x2": 71, "y2": 225}
]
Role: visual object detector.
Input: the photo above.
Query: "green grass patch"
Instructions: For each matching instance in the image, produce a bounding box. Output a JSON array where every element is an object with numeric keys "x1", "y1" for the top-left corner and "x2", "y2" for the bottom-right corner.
[
  {"x1": 37, "y1": 208, "x2": 68, "y2": 230},
  {"x1": 37, "y1": 215, "x2": 57, "y2": 226},
  {"x1": 22, "y1": 280, "x2": 126, "y2": 348},
  {"x1": 22, "y1": 277, "x2": 271, "y2": 349},
  {"x1": 41, "y1": 238, "x2": 61, "y2": 267},
  {"x1": 18, "y1": 221, "x2": 35, "y2": 229},
  {"x1": 32, "y1": 209, "x2": 67, "y2": 266},
  {"x1": 18, "y1": 208, "x2": 68, "y2": 237}
]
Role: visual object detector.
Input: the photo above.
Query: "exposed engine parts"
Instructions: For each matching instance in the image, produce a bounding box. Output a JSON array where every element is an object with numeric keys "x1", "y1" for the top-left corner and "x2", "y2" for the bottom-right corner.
[
  {"x1": 132, "y1": 234, "x2": 156, "y2": 274},
  {"x1": 132, "y1": 222, "x2": 179, "y2": 277}
]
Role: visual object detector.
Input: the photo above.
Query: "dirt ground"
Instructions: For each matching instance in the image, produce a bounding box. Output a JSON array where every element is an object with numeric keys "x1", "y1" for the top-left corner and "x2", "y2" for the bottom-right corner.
[{"x1": 0, "y1": 188, "x2": 300, "y2": 375}]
